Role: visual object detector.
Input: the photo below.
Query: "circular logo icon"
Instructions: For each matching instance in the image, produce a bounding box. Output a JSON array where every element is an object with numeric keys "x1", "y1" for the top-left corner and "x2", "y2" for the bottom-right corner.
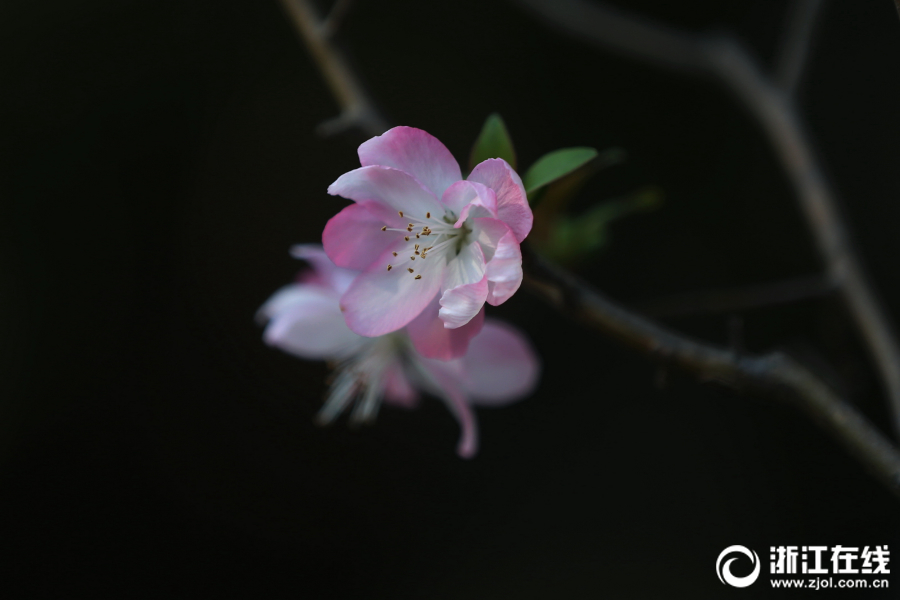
[{"x1": 716, "y1": 545, "x2": 761, "y2": 588}]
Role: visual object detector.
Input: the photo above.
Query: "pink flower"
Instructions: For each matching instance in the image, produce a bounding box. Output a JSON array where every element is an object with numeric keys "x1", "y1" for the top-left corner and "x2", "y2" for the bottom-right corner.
[
  {"x1": 323, "y1": 126, "x2": 533, "y2": 360},
  {"x1": 258, "y1": 245, "x2": 540, "y2": 458}
]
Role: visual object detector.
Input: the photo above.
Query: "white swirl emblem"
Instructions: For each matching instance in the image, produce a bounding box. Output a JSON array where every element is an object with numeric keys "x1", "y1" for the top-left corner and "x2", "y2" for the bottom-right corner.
[{"x1": 716, "y1": 545, "x2": 760, "y2": 588}]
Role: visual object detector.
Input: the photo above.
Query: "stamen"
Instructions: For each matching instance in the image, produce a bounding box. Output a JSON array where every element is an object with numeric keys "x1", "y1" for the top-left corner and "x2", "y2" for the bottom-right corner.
[
  {"x1": 408, "y1": 223, "x2": 414, "y2": 229},
  {"x1": 386, "y1": 264, "x2": 392, "y2": 271},
  {"x1": 410, "y1": 256, "x2": 415, "y2": 260},
  {"x1": 414, "y1": 275, "x2": 422, "y2": 280},
  {"x1": 414, "y1": 244, "x2": 419, "y2": 250},
  {"x1": 407, "y1": 268, "x2": 414, "y2": 273},
  {"x1": 416, "y1": 234, "x2": 421, "y2": 238},
  {"x1": 398, "y1": 211, "x2": 403, "y2": 217},
  {"x1": 404, "y1": 236, "x2": 410, "y2": 241},
  {"x1": 426, "y1": 212, "x2": 431, "y2": 218},
  {"x1": 380, "y1": 226, "x2": 387, "y2": 231},
  {"x1": 419, "y1": 236, "x2": 456, "y2": 257},
  {"x1": 392, "y1": 251, "x2": 398, "y2": 257}
]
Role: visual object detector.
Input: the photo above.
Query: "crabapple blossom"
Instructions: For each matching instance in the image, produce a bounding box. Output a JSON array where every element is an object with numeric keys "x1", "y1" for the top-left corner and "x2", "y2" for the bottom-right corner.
[
  {"x1": 258, "y1": 245, "x2": 539, "y2": 458},
  {"x1": 323, "y1": 126, "x2": 532, "y2": 359}
]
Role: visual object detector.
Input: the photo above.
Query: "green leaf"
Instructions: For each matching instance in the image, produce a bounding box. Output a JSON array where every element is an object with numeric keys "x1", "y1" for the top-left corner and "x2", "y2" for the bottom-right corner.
[
  {"x1": 536, "y1": 187, "x2": 663, "y2": 265},
  {"x1": 469, "y1": 113, "x2": 516, "y2": 171},
  {"x1": 523, "y1": 147, "x2": 599, "y2": 194}
]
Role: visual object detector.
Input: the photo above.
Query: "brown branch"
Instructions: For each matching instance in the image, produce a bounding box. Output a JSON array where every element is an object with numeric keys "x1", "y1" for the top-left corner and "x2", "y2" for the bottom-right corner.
[
  {"x1": 523, "y1": 248, "x2": 900, "y2": 498},
  {"x1": 281, "y1": 0, "x2": 900, "y2": 496},
  {"x1": 638, "y1": 274, "x2": 835, "y2": 319},
  {"x1": 277, "y1": 0, "x2": 388, "y2": 137},
  {"x1": 510, "y1": 0, "x2": 900, "y2": 440}
]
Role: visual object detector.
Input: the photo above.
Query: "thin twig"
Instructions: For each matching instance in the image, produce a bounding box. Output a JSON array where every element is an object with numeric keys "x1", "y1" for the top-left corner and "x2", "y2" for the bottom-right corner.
[
  {"x1": 775, "y1": 0, "x2": 824, "y2": 95},
  {"x1": 509, "y1": 0, "x2": 900, "y2": 440},
  {"x1": 282, "y1": 0, "x2": 900, "y2": 495},
  {"x1": 523, "y1": 248, "x2": 900, "y2": 498},
  {"x1": 638, "y1": 274, "x2": 835, "y2": 319},
  {"x1": 278, "y1": 0, "x2": 388, "y2": 137}
]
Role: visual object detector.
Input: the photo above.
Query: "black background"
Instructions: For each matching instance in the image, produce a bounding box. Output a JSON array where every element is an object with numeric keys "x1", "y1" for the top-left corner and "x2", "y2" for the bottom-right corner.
[{"x1": 2, "y1": 0, "x2": 899, "y2": 597}]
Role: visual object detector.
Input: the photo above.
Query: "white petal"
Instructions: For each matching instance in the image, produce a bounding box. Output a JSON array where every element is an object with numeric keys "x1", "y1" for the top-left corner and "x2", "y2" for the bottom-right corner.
[
  {"x1": 442, "y1": 241, "x2": 486, "y2": 292},
  {"x1": 340, "y1": 245, "x2": 446, "y2": 337},
  {"x1": 439, "y1": 242, "x2": 488, "y2": 329},
  {"x1": 261, "y1": 285, "x2": 363, "y2": 359},
  {"x1": 471, "y1": 218, "x2": 523, "y2": 305},
  {"x1": 328, "y1": 165, "x2": 443, "y2": 217},
  {"x1": 440, "y1": 180, "x2": 497, "y2": 221},
  {"x1": 289, "y1": 244, "x2": 357, "y2": 295}
]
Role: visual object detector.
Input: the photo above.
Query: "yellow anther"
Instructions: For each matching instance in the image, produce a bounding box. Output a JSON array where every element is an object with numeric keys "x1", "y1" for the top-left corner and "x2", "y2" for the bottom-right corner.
[
  {"x1": 404, "y1": 236, "x2": 410, "y2": 241},
  {"x1": 398, "y1": 211, "x2": 404, "y2": 217},
  {"x1": 380, "y1": 226, "x2": 387, "y2": 231},
  {"x1": 407, "y1": 268, "x2": 414, "y2": 273},
  {"x1": 387, "y1": 264, "x2": 393, "y2": 271},
  {"x1": 392, "y1": 251, "x2": 398, "y2": 257},
  {"x1": 414, "y1": 275, "x2": 422, "y2": 280}
]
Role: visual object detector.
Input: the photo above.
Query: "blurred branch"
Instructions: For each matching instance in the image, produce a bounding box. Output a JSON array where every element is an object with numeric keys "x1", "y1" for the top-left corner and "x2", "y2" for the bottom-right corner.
[
  {"x1": 277, "y1": 0, "x2": 388, "y2": 137},
  {"x1": 510, "y1": 0, "x2": 900, "y2": 440},
  {"x1": 283, "y1": 0, "x2": 900, "y2": 496},
  {"x1": 775, "y1": 0, "x2": 824, "y2": 95},
  {"x1": 639, "y1": 274, "x2": 835, "y2": 319},
  {"x1": 523, "y1": 247, "x2": 900, "y2": 499}
]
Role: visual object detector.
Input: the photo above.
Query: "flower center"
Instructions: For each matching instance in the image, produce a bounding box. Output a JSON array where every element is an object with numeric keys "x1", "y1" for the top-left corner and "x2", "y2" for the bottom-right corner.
[{"x1": 378, "y1": 209, "x2": 468, "y2": 278}]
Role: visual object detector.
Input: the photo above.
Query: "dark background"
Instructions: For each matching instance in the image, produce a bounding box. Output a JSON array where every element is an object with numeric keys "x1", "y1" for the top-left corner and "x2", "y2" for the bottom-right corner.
[{"x1": 2, "y1": 0, "x2": 899, "y2": 597}]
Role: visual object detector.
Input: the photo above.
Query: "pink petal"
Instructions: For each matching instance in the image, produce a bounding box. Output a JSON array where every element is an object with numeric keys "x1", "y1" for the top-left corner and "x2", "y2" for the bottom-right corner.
[
  {"x1": 461, "y1": 320, "x2": 540, "y2": 406},
  {"x1": 382, "y1": 362, "x2": 420, "y2": 408},
  {"x1": 439, "y1": 276, "x2": 489, "y2": 328},
  {"x1": 260, "y1": 285, "x2": 362, "y2": 359},
  {"x1": 418, "y1": 359, "x2": 479, "y2": 458},
  {"x1": 290, "y1": 244, "x2": 356, "y2": 295},
  {"x1": 328, "y1": 165, "x2": 444, "y2": 217},
  {"x1": 467, "y1": 158, "x2": 533, "y2": 242},
  {"x1": 358, "y1": 126, "x2": 462, "y2": 199},
  {"x1": 439, "y1": 242, "x2": 488, "y2": 328},
  {"x1": 471, "y1": 218, "x2": 523, "y2": 306},
  {"x1": 440, "y1": 180, "x2": 498, "y2": 222},
  {"x1": 339, "y1": 246, "x2": 445, "y2": 337},
  {"x1": 408, "y1": 294, "x2": 485, "y2": 360},
  {"x1": 322, "y1": 202, "x2": 406, "y2": 272}
]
